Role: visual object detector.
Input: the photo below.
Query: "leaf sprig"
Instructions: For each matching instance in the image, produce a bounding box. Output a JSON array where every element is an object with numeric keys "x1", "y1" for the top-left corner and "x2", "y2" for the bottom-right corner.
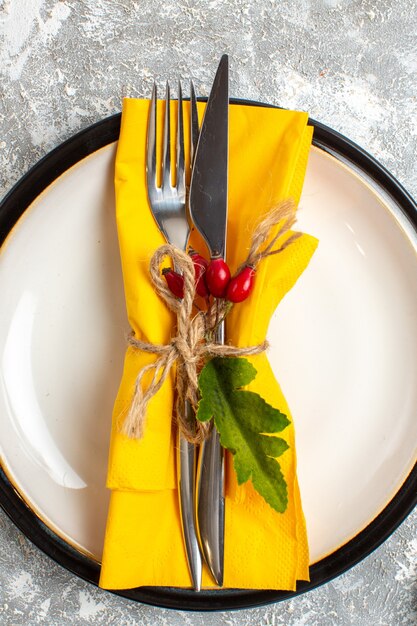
[{"x1": 196, "y1": 357, "x2": 290, "y2": 513}]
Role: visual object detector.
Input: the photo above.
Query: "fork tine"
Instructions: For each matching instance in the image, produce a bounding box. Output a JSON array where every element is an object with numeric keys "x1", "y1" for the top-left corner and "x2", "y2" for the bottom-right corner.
[
  {"x1": 176, "y1": 81, "x2": 185, "y2": 195},
  {"x1": 146, "y1": 82, "x2": 157, "y2": 191},
  {"x1": 162, "y1": 81, "x2": 172, "y2": 189}
]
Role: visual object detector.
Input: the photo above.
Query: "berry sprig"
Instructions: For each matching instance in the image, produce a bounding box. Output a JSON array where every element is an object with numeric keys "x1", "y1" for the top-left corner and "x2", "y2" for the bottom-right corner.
[
  {"x1": 226, "y1": 265, "x2": 256, "y2": 302},
  {"x1": 205, "y1": 258, "x2": 231, "y2": 298},
  {"x1": 162, "y1": 254, "x2": 253, "y2": 305},
  {"x1": 190, "y1": 250, "x2": 210, "y2": 298},
  {"x1": 162, "y1": 267, "x2": 185, "y2": 299},
  {"x1": 162, "y1": 200, "x2": 301, "y2": 308}
]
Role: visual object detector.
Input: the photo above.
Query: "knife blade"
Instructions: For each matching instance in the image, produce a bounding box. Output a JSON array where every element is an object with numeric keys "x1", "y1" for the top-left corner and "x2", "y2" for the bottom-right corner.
[{"x1": 189, "y1": 54, "x2": 229, "y2": 587}]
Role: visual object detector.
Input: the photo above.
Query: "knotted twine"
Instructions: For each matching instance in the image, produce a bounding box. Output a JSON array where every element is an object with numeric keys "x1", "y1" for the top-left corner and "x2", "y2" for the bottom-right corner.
[{"x1": 121, "y1": 199, "x2": 300, "y2": 443}]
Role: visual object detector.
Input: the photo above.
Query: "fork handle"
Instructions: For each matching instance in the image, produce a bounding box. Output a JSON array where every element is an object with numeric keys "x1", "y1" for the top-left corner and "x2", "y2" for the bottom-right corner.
[
  {"x1": 196, "y1": 321, "x2": 225, "y2": 587},
  {"x1": 177, "y1": 401, "x2": 202, "y2": 591}
]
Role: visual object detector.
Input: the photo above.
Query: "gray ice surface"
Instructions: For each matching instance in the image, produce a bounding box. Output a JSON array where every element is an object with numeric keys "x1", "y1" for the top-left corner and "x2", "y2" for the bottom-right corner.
[{"x1": 0, "y1": 1, "x2": 416, "y2": 624}]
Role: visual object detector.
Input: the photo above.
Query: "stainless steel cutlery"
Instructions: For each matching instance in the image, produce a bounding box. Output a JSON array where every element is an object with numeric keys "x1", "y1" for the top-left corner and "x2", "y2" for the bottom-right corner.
[
  {"x1": 146, "y1": 56, "x2": 229, "y2": 589},
  {"x1": 189, "y1": 54, "x2": 229, "y2": 587},
  {"x1": 146, "y1": 79, "x2": 202, "y2": 591}
]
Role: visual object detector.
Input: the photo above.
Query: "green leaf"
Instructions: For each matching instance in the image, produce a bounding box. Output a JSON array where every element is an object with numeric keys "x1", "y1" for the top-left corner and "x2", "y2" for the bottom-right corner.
[{"x1": 196, "y1": 357, "x2": 290, "y2": 513}]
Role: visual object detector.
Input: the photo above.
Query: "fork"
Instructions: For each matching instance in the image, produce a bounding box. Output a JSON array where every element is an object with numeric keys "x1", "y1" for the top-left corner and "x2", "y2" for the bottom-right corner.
[{"x1": 146, "y1": 80, "x2": 202, "y2": 591}]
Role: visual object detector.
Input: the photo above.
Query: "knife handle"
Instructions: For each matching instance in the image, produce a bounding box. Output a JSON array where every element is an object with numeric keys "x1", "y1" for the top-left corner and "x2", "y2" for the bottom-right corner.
[
  {"x1": 196, "y1": 320, "x2": 225, "y2": 587},
  {"x1": 177, "y1": 400, "x2": 202, "y2": 591}
]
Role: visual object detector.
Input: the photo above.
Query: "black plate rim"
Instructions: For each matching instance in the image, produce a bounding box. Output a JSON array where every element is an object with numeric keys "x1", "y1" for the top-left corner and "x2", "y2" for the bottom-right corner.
[{"x1": 0, "y1": 99, "x2": 416, "y2": 612}]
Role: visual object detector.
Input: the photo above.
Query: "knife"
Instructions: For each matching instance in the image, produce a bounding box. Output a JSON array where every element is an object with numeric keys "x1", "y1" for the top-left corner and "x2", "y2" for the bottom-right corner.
[{"x1": 189, "y1": 54, "x2": 229, "y2": 587}]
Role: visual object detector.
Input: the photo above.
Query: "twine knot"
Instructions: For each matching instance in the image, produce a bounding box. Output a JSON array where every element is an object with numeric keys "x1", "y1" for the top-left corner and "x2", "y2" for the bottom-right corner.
[
  {"x1": 121, "y1": 244, "x2": 267, "y2": 442},
  {"x1": 121, "y1": 199, "x2": 300, "y2": 442}
]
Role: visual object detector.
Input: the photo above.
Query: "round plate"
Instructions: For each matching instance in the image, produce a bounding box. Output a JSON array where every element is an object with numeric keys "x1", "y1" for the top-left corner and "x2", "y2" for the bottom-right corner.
[{"x1": 0, "y1": 101, "x2": 416, "y2": 611}]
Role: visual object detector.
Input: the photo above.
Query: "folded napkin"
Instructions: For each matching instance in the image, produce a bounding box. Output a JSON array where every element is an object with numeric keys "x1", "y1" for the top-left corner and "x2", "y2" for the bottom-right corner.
[{"x1": 99, "y1": 97, "x2": 318, "y2": 590}]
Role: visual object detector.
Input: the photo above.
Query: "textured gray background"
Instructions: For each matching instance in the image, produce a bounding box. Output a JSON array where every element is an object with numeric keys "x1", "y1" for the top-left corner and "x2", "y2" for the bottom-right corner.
[{"x1": 0, "y1": 0, "x2": 416, "y2": 624}]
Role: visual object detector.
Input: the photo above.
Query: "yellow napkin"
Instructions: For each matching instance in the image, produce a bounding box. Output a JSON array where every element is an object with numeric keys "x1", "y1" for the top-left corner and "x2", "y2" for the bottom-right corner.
[{"x1": 99, "y1": 98, "x2": 318, "y2": 590}]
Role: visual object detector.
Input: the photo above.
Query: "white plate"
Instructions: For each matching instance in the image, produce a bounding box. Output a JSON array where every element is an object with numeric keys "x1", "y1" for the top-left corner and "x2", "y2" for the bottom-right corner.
[{"x1": 0, "y1": 110, "x2": 416, "y2": 610}]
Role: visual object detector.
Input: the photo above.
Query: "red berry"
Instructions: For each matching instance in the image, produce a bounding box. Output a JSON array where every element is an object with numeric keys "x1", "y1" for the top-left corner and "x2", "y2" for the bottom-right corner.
[
  {"x1": 226, "y1": 266, "x2": 256, "y2": 303},
  {"x1": 205, "y1": 258, "x2": 231, "y2": 298},
  {"x1": 162, "y1": 268, "x2": 184, "y2": 299},
  {"x1": 190, "y1": 251, "x2": 210, "y2": 298}
]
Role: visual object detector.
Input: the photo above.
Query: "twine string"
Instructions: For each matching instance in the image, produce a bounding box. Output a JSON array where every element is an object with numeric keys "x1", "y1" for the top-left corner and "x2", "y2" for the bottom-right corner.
[
  {"x1": 121, "y1": 200, "x2": 301, "y2": 442},
  {"x1": 242, "y1": 199, "x2": 301, "y2": 270},
  {"x1": 121, "y1": 244, "x2": 267, "y2": 442}
]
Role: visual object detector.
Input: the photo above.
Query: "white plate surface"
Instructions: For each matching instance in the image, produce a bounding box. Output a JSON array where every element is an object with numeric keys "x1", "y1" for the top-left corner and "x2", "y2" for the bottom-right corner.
[{"x1": 0, "y1": 143, "x2": 416, "y2": 563}]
